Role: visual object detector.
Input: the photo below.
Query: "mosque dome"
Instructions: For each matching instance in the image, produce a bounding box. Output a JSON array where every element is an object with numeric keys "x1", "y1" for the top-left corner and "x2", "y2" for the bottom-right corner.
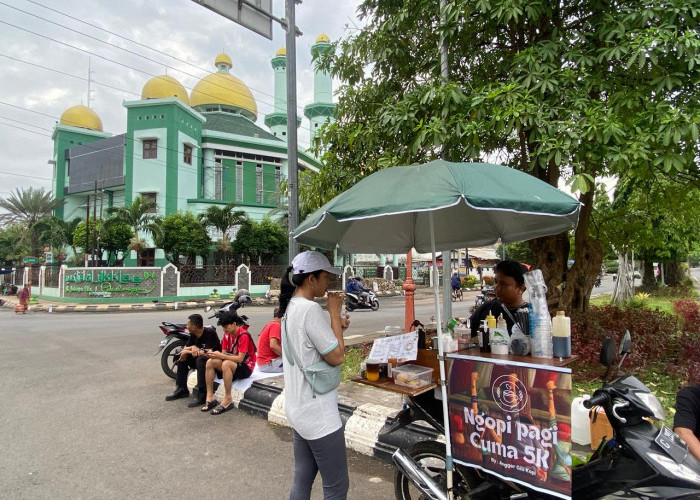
[
  {"x1": 141, "y1": 75, "x2": 190, "y2": 105},
  {"x1": 59, "y1": 105, "x2": 103, "y2": 131},
  {"x1": 214, "y1": 52, "x2": 233, "y2": 68},
  {"x1": 275, "y1": 47, "x2": 286, "y2": 57},
  {"x1": 190, "y1": 53, "x2": 257, "y2": 120},
  {"x1": 315, "y1": 33, "x2": 330, "y2": 43}
]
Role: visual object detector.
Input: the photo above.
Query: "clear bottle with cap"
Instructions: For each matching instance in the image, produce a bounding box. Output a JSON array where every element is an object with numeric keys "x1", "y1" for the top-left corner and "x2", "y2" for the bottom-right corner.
[{"x1": 551, "y1": 310, "x2": 571, "y2": 358}]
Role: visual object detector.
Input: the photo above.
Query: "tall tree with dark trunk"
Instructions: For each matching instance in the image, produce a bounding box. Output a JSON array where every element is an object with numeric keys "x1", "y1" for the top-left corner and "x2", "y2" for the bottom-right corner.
[{"x1": 306, "y1": 0, "x2": 699, "y2": 313}]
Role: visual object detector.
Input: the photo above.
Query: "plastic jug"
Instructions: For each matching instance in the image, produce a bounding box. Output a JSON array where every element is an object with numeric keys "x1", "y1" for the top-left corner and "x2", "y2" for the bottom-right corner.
[
  {"x1": 552, "y1": 310, "x2": 571, "y2": 358},
  {"x1": 571, "y1": 395, "x2": 591, "y2": 445}
]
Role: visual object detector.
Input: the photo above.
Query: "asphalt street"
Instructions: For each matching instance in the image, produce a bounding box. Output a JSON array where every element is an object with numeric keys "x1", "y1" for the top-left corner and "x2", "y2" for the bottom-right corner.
[{"x1": 0, "y1": 309, "x2": 397, "y2": 500}]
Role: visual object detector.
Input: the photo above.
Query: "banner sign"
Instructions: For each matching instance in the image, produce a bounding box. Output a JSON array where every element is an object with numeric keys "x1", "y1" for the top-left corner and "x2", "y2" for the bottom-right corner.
[
  {"x1": 63, "y1": 268, "x2": 160, "y2": 298},
  {"x1": 447, "y1": 357, "x2": 572, "y2": 499}
]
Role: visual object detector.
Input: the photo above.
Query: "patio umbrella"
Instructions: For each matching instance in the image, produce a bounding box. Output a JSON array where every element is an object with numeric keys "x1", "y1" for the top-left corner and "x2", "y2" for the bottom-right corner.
[
  {"x1": 293, "y1": 160, "x2": 580, "y2": 254},
  {"x1": 292, "y1": 160, "x2": 581, "y2": 499}
]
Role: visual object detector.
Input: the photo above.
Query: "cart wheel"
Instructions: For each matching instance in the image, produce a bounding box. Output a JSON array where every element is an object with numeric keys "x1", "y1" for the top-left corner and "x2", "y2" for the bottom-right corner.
[{"x1": 394, "y1": 441, "x2": 480, "y2": 500}]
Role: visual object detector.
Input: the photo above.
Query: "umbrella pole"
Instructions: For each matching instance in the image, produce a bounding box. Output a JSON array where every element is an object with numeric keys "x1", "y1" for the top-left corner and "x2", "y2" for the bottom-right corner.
[{"x1": 429, "y1": 213, "x2": 454, "y2": 500}]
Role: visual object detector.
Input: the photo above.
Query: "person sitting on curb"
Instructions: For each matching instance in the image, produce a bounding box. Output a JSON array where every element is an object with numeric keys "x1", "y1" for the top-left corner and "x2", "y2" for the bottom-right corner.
[
  {"x1": 673, "y1": 384, "x2": 700, "y2": 462},
  {"x1": 257, "y1": 307, "x2": 283, "y2": 373},
  {"x1": 165, "y1": 313, "x2": 221, "y2": 406},
  {"x1": 201, "y1": 311, "x2": 257, "y2": 415}
]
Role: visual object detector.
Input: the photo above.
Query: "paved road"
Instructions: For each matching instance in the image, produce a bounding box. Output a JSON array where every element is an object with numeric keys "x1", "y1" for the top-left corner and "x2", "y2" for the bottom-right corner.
[{"x1": 0, "y1": 312, "x2": 396, "y2": 499}]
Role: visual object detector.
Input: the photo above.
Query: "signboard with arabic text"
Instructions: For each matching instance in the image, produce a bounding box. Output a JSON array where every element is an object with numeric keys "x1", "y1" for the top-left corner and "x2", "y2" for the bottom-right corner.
[
  {"x1": 63, "y1": 268, "x2": 160, "y2": 298},
  {"x1": 447, "y1": 355, "x2": 572, "y2": 499}
]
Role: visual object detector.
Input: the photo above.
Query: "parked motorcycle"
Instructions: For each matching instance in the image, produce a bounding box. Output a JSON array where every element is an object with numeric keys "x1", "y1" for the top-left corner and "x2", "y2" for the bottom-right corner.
[
  {"x1": 345, "y1": 289, "x2": 380, "y2": 311},
  {"x1": 155, "y1": 290, "x2": 252, "y2": 379},
  {"x1": 390, "y1": 330, "x2": 700, "y2": 499}
]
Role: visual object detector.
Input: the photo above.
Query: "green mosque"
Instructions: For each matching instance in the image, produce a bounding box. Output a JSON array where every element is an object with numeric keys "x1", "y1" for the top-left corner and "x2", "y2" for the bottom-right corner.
[{"x1": 51, "y1": 35, "x2": 335, "y2": 266}]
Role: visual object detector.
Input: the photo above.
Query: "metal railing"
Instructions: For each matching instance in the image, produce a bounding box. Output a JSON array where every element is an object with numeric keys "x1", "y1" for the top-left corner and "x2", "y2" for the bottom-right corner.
[{"x1": 180, "y1": 265, "x2": 237, "y2": 286}]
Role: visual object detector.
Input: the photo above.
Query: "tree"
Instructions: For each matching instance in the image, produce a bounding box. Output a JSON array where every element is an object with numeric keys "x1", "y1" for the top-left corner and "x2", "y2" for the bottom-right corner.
[
  {"x1": 231, "y1": 218, "x2": 287, "y2": 265},
  {"x1": 0, "y1": 187, "x2": 64, "y2": 258},
  {"x1": 106, "y1": 196, "x2": 159, "y2": 262},
  {"x1": 155, "y1": 212, "x2": 211, "y2": 267},
  {"x1": 0, "y1": 224, "x2": 29, "y2": 265},
  {"x1": 34, "y1": 216, "x2": 82, "y2": 260},
  {"x1": 198, "y1": 202, "x2": 249, "y2": 265},
  {"x1": 310, "y1": 0, "x2": 700, "y2": 313},
  {"x1": 73, "y1": 219, "x2": 105, "y2": 264},
  {"x1": 102, "y1": 219, "x2": 134, "y2": 266}
]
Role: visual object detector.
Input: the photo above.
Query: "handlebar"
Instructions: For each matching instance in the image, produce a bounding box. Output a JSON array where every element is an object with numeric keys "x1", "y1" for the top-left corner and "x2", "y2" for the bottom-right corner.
[{"x1": 583, "y1": 392, "x2": 609, "y2": 409}]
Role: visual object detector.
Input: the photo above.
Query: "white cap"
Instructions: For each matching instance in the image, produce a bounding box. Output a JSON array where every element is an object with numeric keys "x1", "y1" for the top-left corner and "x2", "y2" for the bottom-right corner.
[{"x1": 291, "y1": 251, "x2": 341, "y2": 276}]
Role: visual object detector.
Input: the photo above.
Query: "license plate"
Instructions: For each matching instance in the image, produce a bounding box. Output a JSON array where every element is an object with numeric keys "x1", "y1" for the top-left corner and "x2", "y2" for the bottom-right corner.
[{"x1": 655, "y1": 425, "x2": 688, "y2": 463}]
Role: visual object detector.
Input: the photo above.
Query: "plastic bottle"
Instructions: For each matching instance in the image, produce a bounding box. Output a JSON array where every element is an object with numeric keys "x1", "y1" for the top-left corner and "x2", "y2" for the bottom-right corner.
[
  {"x1": 551, "y1": 310, "x2": 571, "y2": 358},
  {"x1": 486, "y1": 311, "x2": 497, "y2": 330},
  {"x1": 479, "y1": 320, "x2": 490, "y2": 353}
]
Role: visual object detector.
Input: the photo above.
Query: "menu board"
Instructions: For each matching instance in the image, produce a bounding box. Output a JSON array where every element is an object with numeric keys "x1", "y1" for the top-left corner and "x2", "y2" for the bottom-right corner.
[
  {"x1": 447, "y1": 357, "x2": 572, "y2": 499},
  {"x1": 368, "y1": 332, "x2": 418, "y2": 362}
]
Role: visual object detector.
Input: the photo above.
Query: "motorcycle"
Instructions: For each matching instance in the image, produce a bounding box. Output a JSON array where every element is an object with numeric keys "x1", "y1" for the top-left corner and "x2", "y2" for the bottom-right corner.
[
  {"x1": 155, "y1": 290, "x2": 252, "y2": 379},
  {"x1": 595, "y1": 276, "x2": 602, "y2": 287},
  {"x1": 345, "y1": 289, "x2": 380, "y2": 311},
  {"x1": 390, "y1": 330, "x2": 700, "y2": 499}
]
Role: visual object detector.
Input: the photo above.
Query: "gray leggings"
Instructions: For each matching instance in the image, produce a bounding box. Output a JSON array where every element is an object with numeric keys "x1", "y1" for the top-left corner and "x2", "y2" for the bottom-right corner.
[{"x1": 290, "y1": 427, "x2": 349, "y2": 500}]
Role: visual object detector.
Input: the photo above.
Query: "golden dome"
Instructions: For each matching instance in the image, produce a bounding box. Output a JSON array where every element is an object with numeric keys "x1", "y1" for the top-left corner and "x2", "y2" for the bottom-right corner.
[
  {"x1": 315, "y1": 33, "x2": 330, "y2": 43},
  {"x1": 59, "y1": 105, "x2": 103, "y2": 131},
  {"x1": 141, "y1": 75, "x2": 190, "y2": 104},
  {"x1": 214, "y1": 52, "x2": 232, "y2": 67},
  {"x1": 191, "y1": 55, "x2": 257, "y2": 120},
  {"x1": 275, "y1": 47, "x2": 286, "y2": 57}
]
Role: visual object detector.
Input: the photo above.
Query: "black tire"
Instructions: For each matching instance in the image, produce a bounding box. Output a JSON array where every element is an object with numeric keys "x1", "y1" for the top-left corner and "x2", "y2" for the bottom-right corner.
[
  {"x1": 451, "y1": 291, "x2": 457, "y2": 302},
  {"x1": 371, "y1": 299, "x2": 380, "y2": 311},
  {"x1": 394, "y1": 441, "x2": 481, "y2": 500},
  {"x1": 457, "y1": 289, "x2": 463, "y2": 301},
  {"x1": 161, "y1": 339, "x2": 186, "y2": 379}
]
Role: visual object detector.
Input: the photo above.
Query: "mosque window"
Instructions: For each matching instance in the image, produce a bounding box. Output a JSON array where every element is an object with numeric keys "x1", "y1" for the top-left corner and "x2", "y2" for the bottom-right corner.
[
  {"x1": 256, "y1": 164, "x2": 263, "y2": 203},
  {"x1": 141, "y1": 192, "x2": 157, "y2": 213},
  {"x1": 275, "y1": 166, "x2": 281, "y2": 204},
  {"x1": 214, "y1": 162, "x2": 223, "y2": 200},
  {"x1": 236, "y1": 162, "x2": 243, "y2": 202},
  {"x1": 143, "y1": 139, "x2": 158, "y2": 159},
  {"x1": 184, "y1": 145, "x2": 193, "y2": 165}
]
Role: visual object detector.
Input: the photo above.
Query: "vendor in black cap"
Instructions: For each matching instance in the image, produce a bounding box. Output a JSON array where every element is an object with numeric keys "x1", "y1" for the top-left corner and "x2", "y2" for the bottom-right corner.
[{"x1": 201, "y1": 311, "x2": 257, "y2": 415}]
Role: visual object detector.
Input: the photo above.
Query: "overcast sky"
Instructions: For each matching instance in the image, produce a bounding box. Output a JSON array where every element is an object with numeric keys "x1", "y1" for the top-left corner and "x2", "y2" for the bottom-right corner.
[{"x1": 0, "y1": 0, "x2": 363, "y2": 198}]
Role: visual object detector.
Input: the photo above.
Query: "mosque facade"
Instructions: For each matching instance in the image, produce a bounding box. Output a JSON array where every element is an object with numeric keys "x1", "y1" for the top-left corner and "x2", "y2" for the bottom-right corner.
[{"x1": 51, "y1": 36, "x2": 334, "y2": 266}]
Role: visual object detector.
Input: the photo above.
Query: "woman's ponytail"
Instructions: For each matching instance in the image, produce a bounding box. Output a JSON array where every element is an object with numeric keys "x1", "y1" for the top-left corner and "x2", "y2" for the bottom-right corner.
[{"x1": 278, "y1": 265, "x2": 295, "y2": 317}]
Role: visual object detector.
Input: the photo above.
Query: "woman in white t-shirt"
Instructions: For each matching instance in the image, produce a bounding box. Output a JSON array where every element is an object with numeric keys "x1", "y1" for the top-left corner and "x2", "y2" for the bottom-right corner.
[{"x1": 279, "y1": 251, "x2": 349, "y2": 500}]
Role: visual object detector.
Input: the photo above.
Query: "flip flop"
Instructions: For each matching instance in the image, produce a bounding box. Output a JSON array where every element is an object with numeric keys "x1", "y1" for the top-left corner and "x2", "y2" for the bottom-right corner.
[
  {"x1": 200, "y1": 400, "x2": 219, "y2": 412},
  {"x1": 210, "y1": 402, "x2": 234, "y2": 415}
]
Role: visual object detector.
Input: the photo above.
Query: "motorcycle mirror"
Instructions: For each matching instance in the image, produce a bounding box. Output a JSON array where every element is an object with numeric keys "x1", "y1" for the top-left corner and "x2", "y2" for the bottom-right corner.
[
  {"x1": 204, "y1": 306, "x2": 212, "y2": 313},
  {"x1": 599, "y1": 336, "x2": 617, "y2": 367},
  {"x1": 619, "y1": 330, "x2": 632, "y2": 355}
]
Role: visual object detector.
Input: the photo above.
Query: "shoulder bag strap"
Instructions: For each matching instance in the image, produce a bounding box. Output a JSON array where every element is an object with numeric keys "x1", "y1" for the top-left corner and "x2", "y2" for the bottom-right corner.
[{"x1": 282, "y1": 314, "x2": 304, "y2": 369}]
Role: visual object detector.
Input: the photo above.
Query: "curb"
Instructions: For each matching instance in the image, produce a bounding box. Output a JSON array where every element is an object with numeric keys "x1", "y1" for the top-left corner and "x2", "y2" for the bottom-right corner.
[
  {"x1": 187, "y1": 372, "x2": 438, "y2": 463},
  {"x1": 0, "y1": 290, "x2": 408, "y2": 313}
]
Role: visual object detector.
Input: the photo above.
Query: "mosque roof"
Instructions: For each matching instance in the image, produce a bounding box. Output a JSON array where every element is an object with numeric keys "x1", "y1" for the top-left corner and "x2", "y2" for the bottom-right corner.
[
  {"x1": 203, "y1": 112, "x2": 280, "y2": 141},
  {"x1": 141, "y1": 75, "x2": 190, "y2": 104},
  {"x1": 59, "y1": 105, "x2": 103, "y2": 131},
  {"x1": 191, "y1": 54, "x2": 257, "y2": 120}
]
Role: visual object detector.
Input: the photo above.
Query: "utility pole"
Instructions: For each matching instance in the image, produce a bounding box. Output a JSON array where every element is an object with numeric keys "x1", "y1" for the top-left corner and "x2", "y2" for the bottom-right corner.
[
  {"x1": 85, "y1": 195, "x2": 90, "y2": 268},
  {"x1": 286, "y1": 0, "x2": 299, "y2": 260},
  {"x1": 92, "y1": 181, "x2": 97, "y2": 267}
]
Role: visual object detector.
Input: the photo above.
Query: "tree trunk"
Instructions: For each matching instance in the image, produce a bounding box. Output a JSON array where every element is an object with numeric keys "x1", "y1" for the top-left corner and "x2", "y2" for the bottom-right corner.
[
  {"x1": 641, "y1": 260, "x2": 656, "y2": 290},
  {"x1": 665, "y1": 261, "x2": 685, "y2": 286},
  {"x1": 559, "y1": 233, "x2": 602, "y2": 314},
  {"x1": 529, "y1": 232, "x2": 569, "y2": 313},
  {"x1": 612, "y1": 253, "x2": 634, "y2": 304}
]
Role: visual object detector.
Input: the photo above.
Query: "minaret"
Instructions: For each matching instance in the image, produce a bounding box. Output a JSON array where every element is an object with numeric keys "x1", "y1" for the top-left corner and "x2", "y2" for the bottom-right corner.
[
  {"x1": 304, "y1": 34, "x2": 336, "y2": 143},
  {"x1": 265, "y1": 47, "x2": 300, "y2": 139}
]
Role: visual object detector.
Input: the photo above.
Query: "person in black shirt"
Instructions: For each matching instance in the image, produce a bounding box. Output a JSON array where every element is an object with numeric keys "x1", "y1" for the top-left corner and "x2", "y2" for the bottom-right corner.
[
  {"x1": 470, "y1": 260, "x2": 528, "y2": 337},
  {"x1": 165, "y1": 313, "x2": 221, "y2": 407},
  {"x1": 673, "y1": 384, "x2": 700, "y2": 461}
]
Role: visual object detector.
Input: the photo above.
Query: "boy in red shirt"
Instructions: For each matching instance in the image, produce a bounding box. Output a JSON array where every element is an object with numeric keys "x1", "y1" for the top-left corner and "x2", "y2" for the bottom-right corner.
[
  {"x1": 202, "y1": 311, "x2": 256, "y2": 415},
  {"x1": 257, "y1": 308, "x2": 283, "y2": 373}
]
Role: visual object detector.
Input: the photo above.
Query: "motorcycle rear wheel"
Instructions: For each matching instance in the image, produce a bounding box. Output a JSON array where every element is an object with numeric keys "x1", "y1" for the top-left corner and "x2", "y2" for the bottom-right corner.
[
  {"x1": 161, "y1": 339, "x2": 186, "y2": 379},
  {"x1": 394, "y1": 441, "x2": 480, "y2": 500}
]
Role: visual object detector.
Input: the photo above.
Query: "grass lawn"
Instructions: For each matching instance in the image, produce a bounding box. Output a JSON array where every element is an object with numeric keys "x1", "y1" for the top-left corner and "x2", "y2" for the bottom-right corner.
[{"x1": 590, "y1": 293, "x2": 687, "y2": 313}]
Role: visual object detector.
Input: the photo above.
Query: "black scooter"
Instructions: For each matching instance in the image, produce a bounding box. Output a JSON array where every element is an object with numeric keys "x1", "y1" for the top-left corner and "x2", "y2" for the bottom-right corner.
[{"x1": 389, "y1": 331, "x2": 700, "y2": 499}]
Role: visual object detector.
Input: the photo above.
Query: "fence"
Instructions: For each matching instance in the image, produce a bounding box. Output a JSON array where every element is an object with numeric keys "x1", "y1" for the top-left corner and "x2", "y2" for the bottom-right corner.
[{"x1": 180, "y1": 265, "x2": 237, "y2": 286}]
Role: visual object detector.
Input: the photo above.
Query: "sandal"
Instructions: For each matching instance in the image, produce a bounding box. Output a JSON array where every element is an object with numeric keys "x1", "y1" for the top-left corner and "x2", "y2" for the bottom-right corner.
[
  {"x1": 200, "y1": 400, "x2": 219, "y2": 412},
  {"x1": 210, "y1": 402, "x2": 234, "y2": 415}
]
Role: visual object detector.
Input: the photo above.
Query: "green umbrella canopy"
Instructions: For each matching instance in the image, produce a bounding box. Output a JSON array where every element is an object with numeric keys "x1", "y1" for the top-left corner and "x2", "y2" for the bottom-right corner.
[{"x1": 293, "y1": 160, "x2": 581, "y2": 254}]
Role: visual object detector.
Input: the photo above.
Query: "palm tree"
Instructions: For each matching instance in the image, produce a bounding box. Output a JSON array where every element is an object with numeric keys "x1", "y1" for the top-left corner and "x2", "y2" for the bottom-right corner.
[
  {"x1": 106, "y1": 196, "x2": 159, "y2": 263},
  {"x1": 34, "y1": 216, "x2": 82, "y2": 260},
  {"x1": 0, "y1": 187, "x2": 64, "y2": 258},
  {"x1": 198, "y1": 202, "x2": 249, "y2": 264}
]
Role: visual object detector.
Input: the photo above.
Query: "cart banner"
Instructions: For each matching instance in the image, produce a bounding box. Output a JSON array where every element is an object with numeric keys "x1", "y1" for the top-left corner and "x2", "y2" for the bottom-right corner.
[{"x1": 448, "y1": 358, "x2": 572, "y2": 499}]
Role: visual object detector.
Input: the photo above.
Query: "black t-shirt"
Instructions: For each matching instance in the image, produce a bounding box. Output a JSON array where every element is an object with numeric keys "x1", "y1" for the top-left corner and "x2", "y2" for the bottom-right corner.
[
  {"x1": 185, "y1": 326, "x2": 222, "y2": 352},
  {"x1": 674, "y1": 385, "x2": 700, "y2": 439},
  {"x1": 469, "y1": 299, "x2": 529, "y2": 337}
]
